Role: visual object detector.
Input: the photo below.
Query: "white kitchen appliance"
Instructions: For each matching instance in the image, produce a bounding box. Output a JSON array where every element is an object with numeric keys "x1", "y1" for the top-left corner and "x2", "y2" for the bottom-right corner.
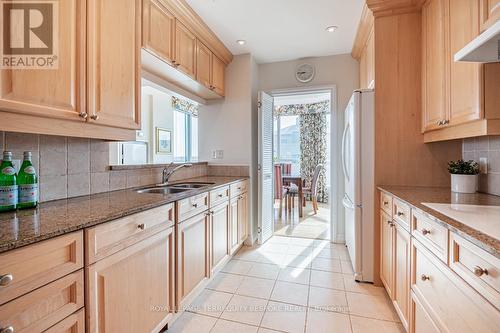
[{"x1": 342, "y1": 89, "x2": 375, "y2": 282}]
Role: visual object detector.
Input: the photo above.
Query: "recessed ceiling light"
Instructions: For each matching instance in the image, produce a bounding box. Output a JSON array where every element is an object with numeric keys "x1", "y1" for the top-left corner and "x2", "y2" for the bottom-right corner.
[
  {"x1": 237, "y1": 40, "x2": 246, "y2": 45},
  {"x1": 325, "y1": 26, "x2": 338, "y2": 33}
]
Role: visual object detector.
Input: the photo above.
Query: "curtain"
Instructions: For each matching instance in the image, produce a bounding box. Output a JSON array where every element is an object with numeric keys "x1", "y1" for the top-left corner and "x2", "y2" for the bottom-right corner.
[
  {"x1": 299, "y1": 113, "x2": 328, "y2": 203},
  {"x1": 172, "y1": 96, "x2": 199, "y2": 117}
]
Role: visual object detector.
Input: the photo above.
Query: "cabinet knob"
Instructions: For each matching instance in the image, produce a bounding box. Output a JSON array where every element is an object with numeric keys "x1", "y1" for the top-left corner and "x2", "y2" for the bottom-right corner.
[
  {"x1": 0, "y1": 326, "x2": 14, "y2": 333},
  {"x1": 137, "y1": 223, "x2": 145, "y2": 230},
  {"x1": 473, "y1": 266, "x2": 488, "y2": 277},
  {"x1": 0, "y1": 274, "x2": 13, "y2": 286},
  {"x1": 90, "y1": 114, "x2": 99, "y2": 120},
  {"x1": 397, "y1": 211, "x2": 404, "y2": 217},
  {"x1": 383, "y1": 201, "x2": 389, "y2": 205},
  {"x1": 421, "y1": 274, "x2": 430, "y2": 281},
  {"x1": 192, "y1": 203, "x2": 198, "y2": 208},
  {"x1": 218, "y1": 194, "x2": 223, "y2": 198},
  {"x1": 421, "y1": 229, "x2": 431, "y2": 236},
  {"x1": 442, "y1": 119, "x2": 449, "y2": 125},
  {"x1": 78, "y1": 112, "x2": 88, "y2": 119}
]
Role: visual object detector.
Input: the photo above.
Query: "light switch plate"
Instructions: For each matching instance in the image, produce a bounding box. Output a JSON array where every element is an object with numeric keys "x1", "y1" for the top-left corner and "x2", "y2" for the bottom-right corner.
[
  {"x1": 212, "y1": 150, "x2": 217, "y2": 159},
  {"x1": 479, "y1": 157, "x2": 488, "y2": 174},
  {"x1": 216, "y1": 150, "x2": 224, "y2": 159}
]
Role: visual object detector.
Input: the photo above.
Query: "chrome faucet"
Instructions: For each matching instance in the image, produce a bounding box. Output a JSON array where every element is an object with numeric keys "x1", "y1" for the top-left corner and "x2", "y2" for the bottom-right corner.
[{"x1": 160, "y1": 162, "x2": 193, "y2": 185}]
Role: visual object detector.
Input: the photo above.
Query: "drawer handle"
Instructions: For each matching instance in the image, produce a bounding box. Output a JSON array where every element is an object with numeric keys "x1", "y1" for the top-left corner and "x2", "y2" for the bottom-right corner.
[
  {"x1": 192, "y1": 203, "x2": 198, "y2": 208},
  {"x1": 137, "y1": 223, "x2": 145, "y2": 230},
  {"x1": 0, "y1": 326, "x2": 14, "y2": 333},
  {"x1": 421, "y1": 229, "x2": 431, "y2": 236},
  {"x1": 383, "y1": 201, "x2": 389, "y2": 205},
  {"x1": 421, "y1": 274, "x2": 430, "y2": 281},
  {"x1": 397, "y1": 211, "x2": 404, "y2": 217},
  {"x1": 237, "y1": 187, "x2": 241, "y2": 190},
  {"x1": 218, "y1": 194, "x2": 223, "y2": 198},
  {"x1": 0, "y1": 274, "x2": 13, "y2": 286},
  {"x1": 473, "y1": 266, "x2": 488, "y2": 277}
]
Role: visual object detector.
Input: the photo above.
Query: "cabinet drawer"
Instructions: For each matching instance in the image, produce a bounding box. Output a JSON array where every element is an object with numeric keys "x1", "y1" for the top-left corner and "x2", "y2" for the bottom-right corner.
[
  {"x1": 393, "y1": 198, "x2": 410, "y2": 229},
  {"x1": 412, "y1": 239, "x2": 500, "y2": 332},
  {"x1": 210, "y1": 186, "x2": 230, "y2": 207},
  {"x1": 230, "y1": 180, "x2": 248, "y2": 198},
  {"x1": 45, "y1": 308, "x2": 85, "y2": 333},
  {"x1": 411, "y1": 209, "x2": 448, "y2": 262},
  {"x1": 86, "y1": 203, "x2": 174, "y2": 264},
  {"x1": 380, "y1": 191, "x2": 393, "y2": 216},
  {"x1": 177, "y1": 192, "x2": 209, "y2": 222},
  {"x1": 0, "y1": 270, "x2": 84, "y2": 333},
  {"x1": 449, "y1": 232, "x2": 500, "y2": 309},
  {"x1": 0, "y1": 231, "x2": 83, "y2": 305}
]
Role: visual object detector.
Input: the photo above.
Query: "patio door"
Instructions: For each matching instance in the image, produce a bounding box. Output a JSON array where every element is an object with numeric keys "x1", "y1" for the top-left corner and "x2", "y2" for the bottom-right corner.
[{"x1": 258, "y1": 91, "x2": 274, "y2": 244}]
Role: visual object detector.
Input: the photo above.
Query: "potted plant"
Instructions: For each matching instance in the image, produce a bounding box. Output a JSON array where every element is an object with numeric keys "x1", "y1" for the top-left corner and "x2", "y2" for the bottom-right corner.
[{"x1": 448, "y1": 160, "x2": 479, "y2": 193}]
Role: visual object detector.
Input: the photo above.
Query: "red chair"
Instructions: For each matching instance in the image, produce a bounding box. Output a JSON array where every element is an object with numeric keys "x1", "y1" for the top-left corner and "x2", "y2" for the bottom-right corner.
[{"x1": 274, "y1": 164, "x2": 288, "y2": 217}]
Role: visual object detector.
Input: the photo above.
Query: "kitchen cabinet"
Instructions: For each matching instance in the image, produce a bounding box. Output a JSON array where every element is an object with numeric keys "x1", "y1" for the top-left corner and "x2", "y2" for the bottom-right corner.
[
  {"x1": 174, "y1": 21, "x2": 197, "y2": 79},
  {"x1": 210, "y1": 202, "x2": 230, "y2": 274},
  {"x1": 196, "y1": 40, "x2": 212, "y2": 89},
  {"x1": 421, "y1": 0, "x2": 500, "y2": 142},
  {"x1": 176, "y1": 211, "x2": 210, "y2": 307},
  {"x1": 380, "y1": 210, "x2": 394, "y2": 298},
  {"x1": 87, "y1": 227, "x2": 174, "y2": 333},
  {"x1": 393, "y1": 222, "x2": 411, "y2": 331},
  {"x1": 359, "y1": 29, "x2": 375, "y2": 89},
  {"x1": 480, "y1": 0, "x2": 500, "y2": 30},
  {"x1": 45, "y1": 308, "x2": 85, "y2": 333},
  {"x1": 0, "y1": 0, "x2": 86, "y2": 121},
  {"x1": 411, "y1": 292, "x2": 440, "y2": 333},
  {"x1": 229, "y1": 199, "x2": 240, "y2": 255},
  {"x1": 237, "y1": 192, "x2": 249, "y2": 243},
  {"x1": 87, "y1": 0, "x2": 141, "y2": 130},
  {"x1": 143, "y1": 0, "x2": 175, "y2": 65},
  {"x1": 211, "y1": 55, "x2": 226, "y2": 96}
]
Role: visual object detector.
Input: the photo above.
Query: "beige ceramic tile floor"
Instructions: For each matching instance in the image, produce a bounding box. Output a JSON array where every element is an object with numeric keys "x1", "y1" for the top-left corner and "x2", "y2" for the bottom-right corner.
[
  {"x1": 274, "y1": 200, "x2": 331, "y2": 240},
  {"x1": 166, "y1": 236, "x2": 403, "y2": 333}
]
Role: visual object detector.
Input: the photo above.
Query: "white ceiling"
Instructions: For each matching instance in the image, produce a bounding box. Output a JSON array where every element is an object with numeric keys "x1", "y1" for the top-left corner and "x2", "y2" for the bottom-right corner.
[{"x1": 186, "y1": 0, "x2": 365, "y2": 64}]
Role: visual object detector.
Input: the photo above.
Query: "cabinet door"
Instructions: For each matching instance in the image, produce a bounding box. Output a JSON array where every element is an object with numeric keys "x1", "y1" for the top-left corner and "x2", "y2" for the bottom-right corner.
[
  {"x1": 238, "y1": 193, "x2": 248, "y2": 243},
  {"x1": 0, "y1": 0, "x2": 86, "y2": 122},
  {"x1": 210, "y1": 202, "x2": 230, "y2": 273},
  {"x1": 142, "y1": 0, "x2": 175, "y2": 64},
  {"x1": 449, "y1": 0, "x2": 482, "y2": 126},
  {"x1": 422, "y1": 0, "x2": 449, "y2": 132},
  {"x1": 174, "y1": 21, "x2": 196, "y2": 79},
  {"x1": 196, "y1": 41, "x2": 212, "y2": 89},
  {"x1": 177, "y1": 212, "x2": 210, "y2": 305},
  {"x1": 480, "y1": 0, "x2": 500, "y2": 31},
  {"x1": 229, "y1": 199, "x2": 239, "y2": 255},
  {"x1": 411, "y1": 293, "x2": 441, "y2": 333},
  {"x1": 380, "y1": 210, "x2": 394, "y2": 298},
  {"x1": 87, "y1": 0, "x2": 141, "y2": 129},
  {"x1": 87, "y1": 227, "x2": 175, "y2": 333},
  {"x1": 211, "y1": 55, "x2": 225, "y2": 96},
  {"x1": 393, "y1": 223, "x2": 410, "y2": 330}
]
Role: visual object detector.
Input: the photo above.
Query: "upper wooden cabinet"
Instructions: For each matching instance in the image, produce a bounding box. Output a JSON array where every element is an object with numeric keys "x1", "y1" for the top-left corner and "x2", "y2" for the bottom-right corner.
[
  {"x1": 352, "y1": 4, "x2": 375, "y2": 89},
  {"x1": 480, "y1": 0, "x2": 500, "y2": 30},
  {"x1": 141, "y1": 0, "x2": 232, "y2": 99},
  {"x1": 0, "y1": 0, "x2": 86, "y2": 121},
  {"x1": 143, "y1": 0, "x2": 175, "y2": 65},
  {"x1": 421, "y1": 0, "x2": 500, "y2": 142},
  {"x1": 87, "y1": 0, "x2": 141, "y2": 130}
]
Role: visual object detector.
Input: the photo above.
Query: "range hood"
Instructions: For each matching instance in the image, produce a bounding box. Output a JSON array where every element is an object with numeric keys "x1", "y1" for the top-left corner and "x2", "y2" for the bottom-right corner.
[{"x1": 454, "y1": 20, "x2": 500, "y2": 63}]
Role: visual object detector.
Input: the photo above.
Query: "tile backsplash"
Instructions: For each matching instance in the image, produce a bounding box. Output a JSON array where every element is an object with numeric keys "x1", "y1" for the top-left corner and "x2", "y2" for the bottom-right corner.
[
  {"x1": 463, "y1": 136, "x2": 500, "y2": 196},
  {"x1": 0, "y1": 132, "x2": 209, "y2": 202}
]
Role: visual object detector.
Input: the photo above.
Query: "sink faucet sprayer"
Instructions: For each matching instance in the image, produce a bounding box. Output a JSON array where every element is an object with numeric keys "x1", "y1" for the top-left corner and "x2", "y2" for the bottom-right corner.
[{"x1": 161, "y1": 162, "x2": 193, "y2": 185}]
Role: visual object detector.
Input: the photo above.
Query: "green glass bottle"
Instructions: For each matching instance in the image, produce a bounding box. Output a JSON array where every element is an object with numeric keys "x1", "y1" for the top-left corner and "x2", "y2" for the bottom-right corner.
[
  {"x1": 0, "y1": 151, "x2": 18, "y2": 212},
  {"x1": 17, "y1": 151, "x2": 38, "y2": 209}
]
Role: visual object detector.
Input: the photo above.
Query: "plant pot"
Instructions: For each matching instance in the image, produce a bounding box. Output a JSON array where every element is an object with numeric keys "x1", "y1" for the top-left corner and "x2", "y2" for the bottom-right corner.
[{"x1": 450, "y1": 174, "x2": 478, "y2": 193}]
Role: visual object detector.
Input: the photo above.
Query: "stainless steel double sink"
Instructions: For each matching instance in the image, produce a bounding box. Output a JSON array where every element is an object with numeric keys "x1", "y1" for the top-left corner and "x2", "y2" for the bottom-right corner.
[{"x1": 136, "y1": 182, "x2": 215, "y2": 194}]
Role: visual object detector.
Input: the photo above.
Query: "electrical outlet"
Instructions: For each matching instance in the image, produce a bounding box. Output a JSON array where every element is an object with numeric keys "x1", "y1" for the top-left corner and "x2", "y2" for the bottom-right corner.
[
  {"x1": 479, "y1": 157, "x2": 488, "y2": 174},
  {"x1": 212, "y1": 150, "x2": 217, "y2": 159},
  {"x1": 216, "y1": 150, "x2": 224, "y2": 159}
]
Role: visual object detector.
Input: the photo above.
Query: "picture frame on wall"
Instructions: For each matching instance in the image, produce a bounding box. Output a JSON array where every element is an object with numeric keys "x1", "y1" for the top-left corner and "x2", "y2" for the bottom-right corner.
[{"x1": 156, "y1": 127, "x2": 172, "y2": 154}]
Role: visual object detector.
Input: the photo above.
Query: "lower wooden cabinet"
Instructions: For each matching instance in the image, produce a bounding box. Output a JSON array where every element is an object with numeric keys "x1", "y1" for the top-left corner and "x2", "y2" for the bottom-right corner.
[
  {"x1": 380, "y1": 210, "x2": 394, "y2": 297},
  {"x1": 45, "y1": 308, "x2": 85, "y2": 333},
  {"x1": 393, "y1": 223, "x2": 411, "y2": 331},
  {"x1": 176, "y1": 211, "x2": 210, "y2": 307},
  {"x1": 229, "y1": 191, "x2": 249, "y2": 255},
  {"x1": 87, "y1": 227, "x2": 175, "y2": 333},
  {"x1": 410, "y1": 292, "x2": 440, "y2": 333},
  {"x1": 210, "y1": 201, "x2": 230, "y2": 274},
  {"x1": 229, "y1": 199, "x2": 240, "y2": 255},
  {"x1": 237, "y1": 192, "x2": 249, "y2": 243}
]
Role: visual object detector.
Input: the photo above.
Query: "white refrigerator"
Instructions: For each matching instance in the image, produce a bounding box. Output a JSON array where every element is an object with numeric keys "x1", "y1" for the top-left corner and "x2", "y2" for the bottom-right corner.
[{"x1": 342, "y1": 89, "x2": 375, "y2": 283}]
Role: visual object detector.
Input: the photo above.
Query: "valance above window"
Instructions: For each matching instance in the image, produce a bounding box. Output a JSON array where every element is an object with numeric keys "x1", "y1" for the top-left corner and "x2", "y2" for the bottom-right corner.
[
  {"x1": 274, "y1": 100, "x2": 330, "y2": 116},
  {"x1": 172, "y1": 96, "x2": 199, "y2": 117}
]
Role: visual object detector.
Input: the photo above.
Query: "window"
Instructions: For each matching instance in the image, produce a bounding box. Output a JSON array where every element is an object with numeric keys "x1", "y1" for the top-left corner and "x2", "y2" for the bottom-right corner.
[
  {"x1": 173, "y1": 110, "x2": 198, "y2": 162},
  {"x1": 275, "y1": 115, "x2": 301, "y2": 174}
]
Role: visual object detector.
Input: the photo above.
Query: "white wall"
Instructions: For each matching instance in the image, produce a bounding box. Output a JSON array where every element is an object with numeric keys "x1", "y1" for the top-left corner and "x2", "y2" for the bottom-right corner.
[{"x1": 258, "y1": 54, "x2": 359, "y2": 243}]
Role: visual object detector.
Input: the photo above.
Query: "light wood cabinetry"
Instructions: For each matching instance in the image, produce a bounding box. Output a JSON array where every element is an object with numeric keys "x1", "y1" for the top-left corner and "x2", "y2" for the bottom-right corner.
[
  {"x1": 411, "y1": 292, "x2": 441, "y2": 333},
  {"x1": 352, "y1": 4, "x2": 375, "y2": 89},
  {"x1": 0, "y1": 270, "x2": 84, "y2": 333},
  {"x1": 237, "y1": 192, "x2": 249, "y2": 243},
  {"x1": 196, "y1": 40, "x2": 213, "y2": 89},
  {"x1": 143, "y1": 0, "x2": 175, "y2": 65},
  {"x1": 380, "y1": 210, "x2": 394, "y2": 297},
  {"x1": 211, "y1": 55, "x2": 226, "y2": 96},
  {"x1": 176, "y1": 211, "x2": 210, "y2": 307},
  {"x1": 177, "y1": 192, "x2": 209, "y2": 222},
  {"x1": 229, "y1": 199, "x2": 240, "y2": 255},
  {"x1": 87, "y1": 226, "x2": 175, "y2": 333},
  {"x1": 174, "y1": 21, "x2": 197, "y2": 79},
  {"x1": 393, "y1": 222, "x2": 411, "y2": 331},
  {"x1": 87, "y1": 0, "x2": 141, "y2": 130},
  {"x1": 480, "y1": 0, "x2": 500, "y2": 30},
  {"x1": 210, "y1": 202, "x2": 230, "y2": 274},
  {"x1": 411, "y1": 210, "x2": 448, "y2": 263},
  {"x1": 45, "y1": 309, "x2": 85, "y2": 333},
  {"x1": 421, "y1": 0, "x2": 500, "y2": 141}
]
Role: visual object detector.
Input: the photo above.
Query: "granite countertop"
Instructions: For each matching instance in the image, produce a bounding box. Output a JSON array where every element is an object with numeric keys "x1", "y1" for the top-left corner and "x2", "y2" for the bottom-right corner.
[
  {"x1": 379, "y1": 186, "x2": 500, "y2": 258},
  {"x1": 0, "y1": 176, "x2": 247, "y2": 254}
]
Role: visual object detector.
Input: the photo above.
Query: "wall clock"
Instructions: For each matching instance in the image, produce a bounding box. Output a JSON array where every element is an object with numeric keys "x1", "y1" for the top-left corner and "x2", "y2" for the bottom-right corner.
[{"x1": 295, "y1": 63, "x2": 315, "y2": 83}]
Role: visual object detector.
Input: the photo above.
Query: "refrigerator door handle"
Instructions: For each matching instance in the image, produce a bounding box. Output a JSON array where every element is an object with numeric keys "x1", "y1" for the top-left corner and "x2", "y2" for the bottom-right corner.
[{"x1": 341, "y1": 123, "x2": 350, "y2": 181}]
